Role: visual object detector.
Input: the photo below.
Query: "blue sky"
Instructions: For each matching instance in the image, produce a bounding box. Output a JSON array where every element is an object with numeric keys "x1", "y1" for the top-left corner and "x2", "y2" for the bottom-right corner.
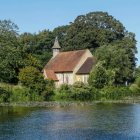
[{"x1": 0, "y1": 0, "x2": 140, "y2": 65}]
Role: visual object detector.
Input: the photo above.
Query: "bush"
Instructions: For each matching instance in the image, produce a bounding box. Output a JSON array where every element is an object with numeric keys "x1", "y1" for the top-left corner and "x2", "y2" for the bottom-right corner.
[
  {"x1": 10, "y1": 86, "x2": 30, "y2": 102},
  {"x1": 129, "y1": 84, "x2": 140, "y2": 96},
  {"x1": 41, "y1": 80, "x2": 55, "y2": 101},
  {"x1": 0, "y1": 87, "x2": 11, "y2": 102},
  {"x1": 90, "y1": 87, "x2": 101, "y2": 100},
  {"x1": 70, "y1": 82, "x2": 92, "y2": 101},
  {"x1": 135, "y1": 77, "x2": 140, "y2": 87},
  {"x1": 10, "y1": 86, "x2": 44, "y2": 102},
  {"x1": 99, "y1": 86, "x2": 132, "y2": 100},
  {"x1": 0, "y1": 83, "x2": 45, "y2": 102},
  {"x1": 73, "y1": 81, "x2": 85, "y2": 88},
  {"x1": 55, "y1": 82, "x2": 94, "y2": 101},
  {"x1": 54, "y1": 84, "x2": 72, "y2": 100},
  {"x1": 58, "y1": 84, "x2": 71, "y2": 94}
]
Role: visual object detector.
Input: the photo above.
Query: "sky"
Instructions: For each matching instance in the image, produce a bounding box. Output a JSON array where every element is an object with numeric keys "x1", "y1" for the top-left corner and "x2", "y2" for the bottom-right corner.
[{"x1": 0, "y1": 0, "x2": 140, "y2": 65}]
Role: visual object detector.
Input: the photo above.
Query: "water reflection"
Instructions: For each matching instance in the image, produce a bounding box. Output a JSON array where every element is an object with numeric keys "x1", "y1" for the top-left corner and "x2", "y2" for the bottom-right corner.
[
  {"x1": 0, "y1": 106, "x2": 37, "y2": 122},
  {"x1": 0, "y1": 103, "x2": 140, "y2": 140}
]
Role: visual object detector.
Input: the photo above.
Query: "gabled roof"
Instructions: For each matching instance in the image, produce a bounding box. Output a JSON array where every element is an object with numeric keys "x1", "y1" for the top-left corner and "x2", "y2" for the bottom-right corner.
[
  {"x1": 45, "y1": 70, "x2": 58, "y2": 81},
  {"x1": 44, "y1": 50, "x2": 87, "y2": 72},
  {"x1": 76, "y1": 57, "x2": 96, "y2": 74}
]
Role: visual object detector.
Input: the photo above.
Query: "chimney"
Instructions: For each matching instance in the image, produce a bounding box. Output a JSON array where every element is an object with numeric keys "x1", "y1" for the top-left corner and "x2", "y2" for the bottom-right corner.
[{"x1": 52, "y1": 37, "x2": 61, "y2": 58}]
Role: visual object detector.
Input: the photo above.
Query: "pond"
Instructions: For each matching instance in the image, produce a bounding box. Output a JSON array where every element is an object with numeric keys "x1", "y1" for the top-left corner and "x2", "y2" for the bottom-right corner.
[{"x1": 0, "y1": 103, "x2": 140, "y2": 140}]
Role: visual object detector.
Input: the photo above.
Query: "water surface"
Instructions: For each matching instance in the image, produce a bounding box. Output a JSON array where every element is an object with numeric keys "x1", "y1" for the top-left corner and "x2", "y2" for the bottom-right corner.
[{"x1": 0, "y1": 103, "x2": 140, "y2": 140}]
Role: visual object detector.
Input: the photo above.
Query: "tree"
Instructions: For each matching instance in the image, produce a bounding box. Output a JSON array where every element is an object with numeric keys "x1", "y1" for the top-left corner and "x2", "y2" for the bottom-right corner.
[
  {"x1": 18, "y1": 66, "x2": 46, "y2": 93},
  {"x1": 0, "y1": 20, "x2": 22, "y2": 83},
  {"x1": 95, "y1": 45, "x2": 134, "y2": 85},
  {"x1": 19, "y1": 31, "x2": 53, "y2": 69},
  {"x1": 0, "y1": 46, "x2": 23, "y2": 83},
  {"x1": 88, "y1": 62, "x2": 109, "y2": 89},
  {"x1": 0, "y1": 12, "x2": 137, "y2": 86},
  {"x1": 0, "y1": 20, "x2": 19, "y2": 47},
  {"x1": 23, "y1": 54, "x2": 41, "y2": 69},
  {"x1": 54, "y1": 11, "x2": 127, "y2": 51}
]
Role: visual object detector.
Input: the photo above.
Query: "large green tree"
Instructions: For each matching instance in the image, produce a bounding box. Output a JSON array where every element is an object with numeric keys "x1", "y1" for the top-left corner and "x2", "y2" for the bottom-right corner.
[
  {"x1": 0, "y1": 20, "x2": 23, "y2": 83},
  {"x1": 0, "y1": 20, "x2": 19, "y2": 47},
  {"x1": 95, "y1": 44, "x2": 135, "y2": 85},
  {"x1": 19, "y1": 31, "x2": 53, "y2": 69},
  {"x1": 54, "y1": 12, "x2": 126, "y2": 51},
  {"x1": 52, "y1": 11, "x2": 136, "y2": 85}
]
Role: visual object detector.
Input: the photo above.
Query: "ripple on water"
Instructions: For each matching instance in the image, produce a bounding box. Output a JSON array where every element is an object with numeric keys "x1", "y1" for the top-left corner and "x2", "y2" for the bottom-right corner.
[{"x1": 0, "y1": 104, "x2": 140, "y2": 140}]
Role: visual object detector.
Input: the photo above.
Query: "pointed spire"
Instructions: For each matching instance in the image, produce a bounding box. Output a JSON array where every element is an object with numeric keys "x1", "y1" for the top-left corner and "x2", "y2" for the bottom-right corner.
[
  {"x1": 52, "y1": 36, "x2": 61, "y2": 49},
  {"x1": 52, "y1": 37, "x2": 61, "y2": 58}
]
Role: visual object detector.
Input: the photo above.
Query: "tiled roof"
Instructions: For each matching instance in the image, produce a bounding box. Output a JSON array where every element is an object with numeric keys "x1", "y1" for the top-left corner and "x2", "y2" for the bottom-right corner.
[
  {"x1": 44, "y1": 50, "x2": 87, "y2": 72},
  {"x1": 76, "y1": 57, "x2": 96, "y2": 74},
  {"x1": 45, "y1": 70, "x2": 58, "y2": 81}
]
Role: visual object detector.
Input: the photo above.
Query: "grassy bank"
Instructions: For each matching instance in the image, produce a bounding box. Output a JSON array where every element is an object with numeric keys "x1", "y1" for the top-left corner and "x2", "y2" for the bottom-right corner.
[
  {"x1": 0, "y1": 82, "x2": 140, "y2": 103},
  {"x1": 1, "y1": 98, "x2": 140, "y2": 107},
  {"x1": 0, "y1": 83, "x2": 44, "y2": 102}
]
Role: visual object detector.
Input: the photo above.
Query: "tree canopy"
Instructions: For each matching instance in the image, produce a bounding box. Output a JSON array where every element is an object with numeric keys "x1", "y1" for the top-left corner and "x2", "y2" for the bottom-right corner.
[{"x1": 0, "y1": 11, "x2": 137, "y2": 86}]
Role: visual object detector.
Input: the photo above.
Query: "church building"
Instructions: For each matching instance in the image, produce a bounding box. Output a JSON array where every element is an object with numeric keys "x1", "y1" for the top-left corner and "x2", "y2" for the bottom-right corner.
[{"x1": 43, "y1": 37, "x2": 96, "y2": 87}]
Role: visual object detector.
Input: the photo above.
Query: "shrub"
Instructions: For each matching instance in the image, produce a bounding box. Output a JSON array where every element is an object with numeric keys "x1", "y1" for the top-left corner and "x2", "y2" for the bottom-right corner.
[
  {"x1": 70, "y1": 85, "x2": 92, "y2": 101},
  {"x1": 0, "y1": 87, "x2": 11, "y2": 102},
  {"x1": 99, "y1": 86, "x2": 132, "y2": 100},
  {"x1": 90, "y1": 87, "x2": 101, "y2": 100},
  {"x1": 70, "y1": 82, "x2": 93, "y2": 101},
  {"x1": 10, "y1": 85, "x2": 43, "y2": 102},
  {"x1": 55, "y1": 82, "x2": 93, "y2": 101},
  {"x1": 73, "y1": 81, "x2": 85, "y2": 88},
  {"x1": 129, "y1": 84, "x2": 140, "y2": 96},
  {"x1": 135, "y1": 77, "x2": 140, "y2": 87},
  {"x1": 41, "y1": 80, "x2": 55, "y2": 101},
  {"x1": 10, "y1": 86, "x2": 30, "y2": 102},
  {"x1": 58, "y1": 84, "x2": 71, "y2": 94},
  {"x1": 54, "y1": 84, "x2": 72, "y2": 100}
]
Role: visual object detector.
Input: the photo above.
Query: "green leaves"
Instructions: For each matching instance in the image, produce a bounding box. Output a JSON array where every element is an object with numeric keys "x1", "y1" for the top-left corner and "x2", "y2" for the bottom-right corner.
[
  {"x1": 0, "y1": 20, "x2": 22, "y2": 83},
  {"x1": 0, "y1": 20, "x2": 19, "y2": 47},
  {"x1": 0, "y1": 12, "x2": 137, "y2": 87},
  {"x1": 59, "y1": 11, "x2": 126, "y2": 51},
  {"x1": 95, "y1": 44, "x2": 135, "y2": 85},
  {"x1": 0, "y1": 46, "x2": 23, "y2": 83},
  {"x1": 88, "y1": 62, "x2": 109, "y2": 89},
  {"x1": 18, "y1": 66, "x2": 46, "y2": 93}
]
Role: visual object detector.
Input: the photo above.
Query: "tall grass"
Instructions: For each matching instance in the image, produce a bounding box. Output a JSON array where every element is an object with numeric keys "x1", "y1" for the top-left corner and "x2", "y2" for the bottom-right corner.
[
  {"x1": 0, "y1": 83, "x2": 44, "y2": 102},
  {"x1": 1, "y1": 82, "x2": 140, "y2": 103}
]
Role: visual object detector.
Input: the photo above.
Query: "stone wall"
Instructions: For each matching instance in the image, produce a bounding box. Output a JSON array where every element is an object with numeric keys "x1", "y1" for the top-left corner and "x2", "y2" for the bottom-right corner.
[{"x1": 55, "y1": 72, "x2": 73, "y2": 87}]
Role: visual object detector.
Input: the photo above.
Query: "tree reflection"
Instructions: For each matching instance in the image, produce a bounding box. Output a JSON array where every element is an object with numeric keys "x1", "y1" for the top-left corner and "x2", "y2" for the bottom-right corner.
[{"x1": 0, "y1": 106, "x2": 37, "y2": 122}]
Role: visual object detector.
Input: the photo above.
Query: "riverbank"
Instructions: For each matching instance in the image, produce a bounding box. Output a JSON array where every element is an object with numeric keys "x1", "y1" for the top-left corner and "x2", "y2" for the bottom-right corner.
[{"x1": 1, "y1": 98, "x2": 140, "y2": 107}]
